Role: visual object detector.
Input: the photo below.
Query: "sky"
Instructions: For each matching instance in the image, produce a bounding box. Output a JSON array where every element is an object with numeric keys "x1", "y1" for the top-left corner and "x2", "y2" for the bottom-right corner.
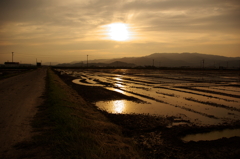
[{"x1": 0, "y1": 0, "x2": 240, "y2": 64}]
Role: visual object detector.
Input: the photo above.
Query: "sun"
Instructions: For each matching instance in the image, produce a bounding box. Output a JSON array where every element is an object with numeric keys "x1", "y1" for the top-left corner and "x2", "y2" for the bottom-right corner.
[{"x1": 108, "y1": 23, "x2": 129, "y2": 41}]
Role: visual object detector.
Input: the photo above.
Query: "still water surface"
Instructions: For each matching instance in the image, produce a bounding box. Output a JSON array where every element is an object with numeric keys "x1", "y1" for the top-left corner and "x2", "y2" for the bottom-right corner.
[{"x1": 182, "y1": 128, "x2": 240, "y2": 142}]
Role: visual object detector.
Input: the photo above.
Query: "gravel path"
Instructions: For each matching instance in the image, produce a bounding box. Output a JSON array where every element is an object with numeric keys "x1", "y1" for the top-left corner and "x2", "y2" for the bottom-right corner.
[{"x1": 0, "y1": 68, "x2": 46, "y2": 158}]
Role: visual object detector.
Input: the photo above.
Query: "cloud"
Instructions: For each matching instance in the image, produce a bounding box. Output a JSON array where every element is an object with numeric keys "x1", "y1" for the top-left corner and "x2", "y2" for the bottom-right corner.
[
  {"x1": 121, "y1": 0, "x2": 240, "y2": 32},
  {"x1": 0, "y1": 0, "x2": 239, "y2": 63},
  {"x1": 1, "y1": 0, "x2": 239, "y2": 34}
]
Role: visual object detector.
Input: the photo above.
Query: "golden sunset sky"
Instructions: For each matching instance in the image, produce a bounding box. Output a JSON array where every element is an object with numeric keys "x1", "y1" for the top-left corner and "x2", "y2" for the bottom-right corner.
[{"x1": 0, "y1": 0, "x2": 240, "y2": 64}]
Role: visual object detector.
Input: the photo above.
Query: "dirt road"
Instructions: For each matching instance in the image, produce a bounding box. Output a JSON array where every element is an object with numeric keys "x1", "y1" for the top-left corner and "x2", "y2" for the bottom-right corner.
[{"x1": 0, "y1": 68, "x2": 47, "y2": 158}]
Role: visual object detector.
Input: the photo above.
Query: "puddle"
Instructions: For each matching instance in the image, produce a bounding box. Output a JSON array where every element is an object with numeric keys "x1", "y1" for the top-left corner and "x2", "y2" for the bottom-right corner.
[{"x1": 182, "y1": 128, "x2": 240, "y2": 142}]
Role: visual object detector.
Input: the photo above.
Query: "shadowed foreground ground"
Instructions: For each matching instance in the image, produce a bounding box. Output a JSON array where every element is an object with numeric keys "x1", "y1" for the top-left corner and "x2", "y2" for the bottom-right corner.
[{"x1": 1, "y1": 68, "x2": 143, "y2": 158}]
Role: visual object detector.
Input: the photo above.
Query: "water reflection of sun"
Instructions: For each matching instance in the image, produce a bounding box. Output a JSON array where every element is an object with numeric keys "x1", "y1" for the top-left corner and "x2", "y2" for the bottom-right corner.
[{"x1": 113, "y1": 100, "x2": 125, "y2": 113}]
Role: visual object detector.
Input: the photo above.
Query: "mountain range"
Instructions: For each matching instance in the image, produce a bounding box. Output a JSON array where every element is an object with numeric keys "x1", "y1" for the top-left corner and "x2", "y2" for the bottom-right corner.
[{"x1": 57, "y1": 53, "x2": 240, "y2": 68}]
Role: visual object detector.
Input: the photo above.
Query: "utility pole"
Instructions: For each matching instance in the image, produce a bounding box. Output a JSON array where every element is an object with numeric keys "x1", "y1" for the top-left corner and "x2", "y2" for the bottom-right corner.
[
  {"x1": 87, "y1": 55, "x2": 88, "y2": 68},
  {"x1": 12, "y1": 52, "x2": 14, "y2": 62},
  {"x1": 202, "y1": 59, "x2": 205, "y2": 69}
]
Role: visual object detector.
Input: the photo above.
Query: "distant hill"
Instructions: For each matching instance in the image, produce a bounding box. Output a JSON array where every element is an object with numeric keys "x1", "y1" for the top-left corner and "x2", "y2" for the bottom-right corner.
[
  {"x1": 108, "y1": 61, "x2": 135, "y2": 67},
  {"x1": 57, "y1": 53, "x2": 240, "y2": 68},
  {"x1": 57, "y1": 61, "x2": 135, "y2": 68},
  {"x1": 105, "y1": 53, "x2": 240, "y2": 68}
]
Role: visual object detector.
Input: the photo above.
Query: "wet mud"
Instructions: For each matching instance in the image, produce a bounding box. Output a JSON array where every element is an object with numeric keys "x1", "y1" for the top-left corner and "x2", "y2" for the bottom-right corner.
[{"x1": 55, "y1": 69, "x2": 240, "y2": 159}]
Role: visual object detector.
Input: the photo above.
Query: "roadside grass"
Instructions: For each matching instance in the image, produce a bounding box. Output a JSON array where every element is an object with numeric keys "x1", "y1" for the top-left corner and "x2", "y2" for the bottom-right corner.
[{"x1": 31, "y1": 68, "x2": 141, "y2": 159}]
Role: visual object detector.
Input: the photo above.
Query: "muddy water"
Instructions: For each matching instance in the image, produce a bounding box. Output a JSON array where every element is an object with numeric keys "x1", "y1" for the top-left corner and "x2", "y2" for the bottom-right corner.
[
  {"x1": 57, "y1": 69, "x2": 240, "y2": 126},
  {"x1": 182, "y1": 128, "x2": 240, "y2": 142}
]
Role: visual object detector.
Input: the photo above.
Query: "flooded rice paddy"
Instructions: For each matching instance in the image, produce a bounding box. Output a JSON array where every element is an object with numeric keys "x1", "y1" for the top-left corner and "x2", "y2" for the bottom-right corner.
[{"x1": 57, "y1": 69, "x2": 240, "y2": 128}]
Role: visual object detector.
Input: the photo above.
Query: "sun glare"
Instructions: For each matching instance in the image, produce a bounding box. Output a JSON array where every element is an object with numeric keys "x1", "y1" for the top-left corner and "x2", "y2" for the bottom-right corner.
[{"x1": 108, "y1": 23, "x2": 129, "y2": 41}]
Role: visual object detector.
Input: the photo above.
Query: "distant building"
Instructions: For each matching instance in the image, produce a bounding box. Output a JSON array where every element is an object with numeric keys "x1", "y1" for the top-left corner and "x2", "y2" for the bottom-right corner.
[
  {"x1": 36, "y1": 62, "x2": 41, "y2": 67},
  {"x1": 4, "y1": 62, "x2": 19, "y2": 67}
]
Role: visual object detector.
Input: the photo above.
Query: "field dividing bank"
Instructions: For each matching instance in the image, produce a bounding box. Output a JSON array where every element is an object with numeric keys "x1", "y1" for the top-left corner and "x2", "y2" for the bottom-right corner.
[
  {"x1": 211, "y1": 86, "x2": 240, "y2": 93},
  {"x1": 154, "y1": 87, "x2": 240, "y2": 112},
  {"x1": 29, "y1": 68, "x2": 141, "y2": 159},
  {"x1": 177, "y1": 86, "x2": 240, "y2": 98},
  {"x1": 198, "y1": 86, "x2": 240, "y2": 96}
]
